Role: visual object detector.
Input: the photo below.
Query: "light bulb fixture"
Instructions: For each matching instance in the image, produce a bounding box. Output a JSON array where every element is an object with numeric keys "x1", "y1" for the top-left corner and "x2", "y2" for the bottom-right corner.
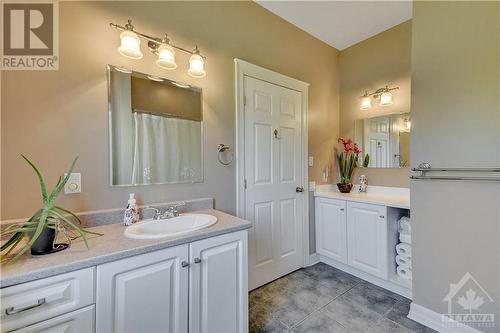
[
  {"x1": 117, "y1": 20, "x2": 143, "y2": 59},
  {"x1": 188, "y1": 46, "x2": 206, "y2": 78},
  {"x1": 110, "y1": 19, "x2": 206, "y2": 77},
  {"x1": 379, "y1": 90, "x2": 393, "y2": 106},
  {"x1": 359, "y1": 85, "x2": 399, "y2": 109},
  {"x1": 360, "y1": 91, "x2": 372, "y2": 110},
  {"x1": 156, "y1": 35, "x2": 177, "y2": 70},
  {"x1": 171, "y1": 81, "x2": 191, "y2": 89}
]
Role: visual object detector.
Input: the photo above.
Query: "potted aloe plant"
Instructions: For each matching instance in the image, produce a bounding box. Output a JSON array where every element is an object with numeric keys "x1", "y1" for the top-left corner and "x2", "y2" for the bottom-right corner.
[
  {"x1": 1, "y1": 156, "x2": 101, "y2": 264},
  {"x1": 336, "y1": 138, "x2": 362, "y2": 193}
]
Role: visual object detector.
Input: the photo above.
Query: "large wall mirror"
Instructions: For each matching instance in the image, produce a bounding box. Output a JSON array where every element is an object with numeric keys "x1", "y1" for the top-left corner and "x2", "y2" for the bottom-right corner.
[
  {"x1": 354, "y1": 112, "x2": 410, "y2": 168},
  {"x1": 108, "y1": 65, "x2": 203, "y2": 186}
]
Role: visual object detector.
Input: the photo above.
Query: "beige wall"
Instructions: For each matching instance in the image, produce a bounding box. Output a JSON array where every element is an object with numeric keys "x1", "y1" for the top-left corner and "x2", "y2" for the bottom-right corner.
[
  {"x1": 411, "y1": 1, "x2": 499, "y2": 329},
  {"x1": 1, "y1": 1, "x2": 339, "y2": 219},
  {"x1": 339, "y1": 20, "x2": 412, "y2": 187}
]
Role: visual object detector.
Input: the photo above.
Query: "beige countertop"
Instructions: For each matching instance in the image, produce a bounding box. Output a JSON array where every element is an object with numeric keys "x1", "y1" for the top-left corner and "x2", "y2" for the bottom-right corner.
[
  {"x1": 315, "y1": 185, "x2": 410, "y2": 209},
  {"x1": 0, "y1": 209, "x2": 251, "y2": 288}
]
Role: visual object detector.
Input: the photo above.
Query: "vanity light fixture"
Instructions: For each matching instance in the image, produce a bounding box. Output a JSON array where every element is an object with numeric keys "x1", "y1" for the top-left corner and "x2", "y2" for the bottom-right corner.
[
  {"x1": 359, "y1": 85, "x2": 399, "y2": 109},
  {"x1": 110, "y1": 19, "x2": 207, "y2": 78}
]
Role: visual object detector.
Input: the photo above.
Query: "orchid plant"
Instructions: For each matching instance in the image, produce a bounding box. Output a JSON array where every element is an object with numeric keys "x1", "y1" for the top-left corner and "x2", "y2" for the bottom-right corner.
[{"x1": 337, "y1": 138, "x2": 361, "y2": 185}]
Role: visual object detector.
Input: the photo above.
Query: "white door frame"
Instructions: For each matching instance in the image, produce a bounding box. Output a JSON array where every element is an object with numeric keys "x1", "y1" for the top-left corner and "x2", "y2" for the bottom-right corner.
[{"x1": 234, "y1": 58, "x2": 310, "y2": 268}]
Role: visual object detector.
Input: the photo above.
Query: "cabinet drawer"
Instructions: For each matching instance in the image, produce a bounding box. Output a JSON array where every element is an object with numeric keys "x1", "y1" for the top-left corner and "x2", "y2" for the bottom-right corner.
[
  {"x1": 10, "y1": 305, "x2": 95, "y2": 333},
  {"x1": 1, "y1": 267, "x2": 95, "y2": 332}
]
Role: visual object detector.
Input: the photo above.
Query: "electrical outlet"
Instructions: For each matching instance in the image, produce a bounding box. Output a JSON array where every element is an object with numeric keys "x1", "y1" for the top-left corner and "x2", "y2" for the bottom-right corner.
[
  {"x1": 308, "y1": 156, "x2": 314, "y2": 167},
  {"x1": 309, "y1": 181, "x2": 316, "y2": 192},
  {"x1": 64, "y1": 173, "x2": 81, "y2": 194}
]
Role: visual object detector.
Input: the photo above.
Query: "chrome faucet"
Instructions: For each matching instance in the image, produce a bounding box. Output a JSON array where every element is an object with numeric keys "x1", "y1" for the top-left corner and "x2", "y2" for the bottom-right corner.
[{"x1": 144, "y1": 202, "x2": 185, "y2": 220}]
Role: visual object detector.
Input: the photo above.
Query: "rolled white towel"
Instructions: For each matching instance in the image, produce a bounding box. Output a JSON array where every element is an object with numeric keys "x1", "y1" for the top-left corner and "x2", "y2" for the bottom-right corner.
[
  {"x1": 396, "y1": 243, "x2": 412, "y2": 257},
  {"x1": 397, "y1": 265, "x2": 412, "y2": 280},
  {"x1": 399, "y1": 233, "x2": 411, "y2": 244},
  {"x1": 398, "y1": 216, "x2": 411, "y2": 234},
  {"x1": 396, "y1": 254, "x2": 412, "y2": 268}
]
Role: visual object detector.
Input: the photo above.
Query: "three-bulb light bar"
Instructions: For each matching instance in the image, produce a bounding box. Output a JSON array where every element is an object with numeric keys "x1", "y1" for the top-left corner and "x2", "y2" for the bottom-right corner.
[{"x1": 110, "y1": 19, "x2": 206, "y2": 78}]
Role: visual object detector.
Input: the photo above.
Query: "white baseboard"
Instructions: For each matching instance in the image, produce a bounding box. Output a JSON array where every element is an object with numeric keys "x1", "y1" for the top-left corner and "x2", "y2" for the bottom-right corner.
[
  {"x1": 318, "y1": 255, "x2": 412, "y2": 299},
  {"x1": 308, "y1": 253, "x2": 320, "y2": 266},
  {"x1": 408, "y1": 302, "x2": 483, "y2": 333}
]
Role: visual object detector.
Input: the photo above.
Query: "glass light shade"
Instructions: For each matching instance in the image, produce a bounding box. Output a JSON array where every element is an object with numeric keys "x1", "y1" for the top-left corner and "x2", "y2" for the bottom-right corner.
[
  {"x1": 188, "y1": 54, "x2": 206, "y2": 78},
  {"x1": 156, "y1": 44, "x2": 177, "y2": 70},
  {"x1": 360, "y1": 96, "x2": 372, "y2": 110},
  {"x1": 380, "y1": 91, "x2": 393, "y2": 106},
  {"x1": 118, "y1": 30, "x2": 143, "y2": 59}
]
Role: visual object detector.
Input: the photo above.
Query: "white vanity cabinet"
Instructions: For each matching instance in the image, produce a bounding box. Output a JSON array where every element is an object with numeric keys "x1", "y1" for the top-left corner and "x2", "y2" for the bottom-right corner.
[
  {"x1": 346, "y1": 201, "x2": 388, "y2": 279},
  {"x1": 315, "y1": 197, "x2": 347, "y2": 263},
  {"x1": 96, "y1": 244, "x2": 189, "y2": 333},
  {"x1": 189, "y1": 231, "x2": 248, "y2": 333},
  {"x1": 96, "y1": 230, "x2": 248, "y2": 333},
  {"x1": 1, "y1": 229, "x2": 248, "y2": 333}
]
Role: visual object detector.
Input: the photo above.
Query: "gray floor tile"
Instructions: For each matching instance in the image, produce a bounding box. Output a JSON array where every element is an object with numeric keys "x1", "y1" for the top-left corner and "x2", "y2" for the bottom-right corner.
[
  {"x1": 369, "y1": 316, "x2": 414, "y2": 333},
  {"x1": 343, "y1": 280, "x2": 401, "y2": 315},
  {"x1": 292, "y1": 310, "x2": 349, "y2": 333},
  {"x1": 323, "y1": 294, "x2": 383, "y2": 332},
  {"x1": 272, "y1": 282, "x2": 343, "y2": 327},
  {"x1": 303, "y1": 263, "x2": 362, "y2": 292},
  {"x1": 386, "y1": 300, "x2": 438, "y2": 333}
]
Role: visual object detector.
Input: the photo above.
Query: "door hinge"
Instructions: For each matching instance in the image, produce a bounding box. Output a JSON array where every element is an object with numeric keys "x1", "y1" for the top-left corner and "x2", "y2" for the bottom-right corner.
[
  {"x1": 244, "y1": 179, "x2": 247, "y2": 189},
  {"x1": 243, "y1": 95, "x2": 247, "y2": 106}
]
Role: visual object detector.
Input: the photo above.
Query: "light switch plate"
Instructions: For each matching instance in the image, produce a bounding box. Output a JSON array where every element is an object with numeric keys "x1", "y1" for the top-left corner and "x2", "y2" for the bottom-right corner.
[
  {"x1": 309, "y1": 181, "x2": 316, "y2": 192},
  {"x1": 308, "y1": 156, "x2": 314, "y2": 167},
  {"x1": 64, "y1": 173, "x2": 81, "y2": 194}
]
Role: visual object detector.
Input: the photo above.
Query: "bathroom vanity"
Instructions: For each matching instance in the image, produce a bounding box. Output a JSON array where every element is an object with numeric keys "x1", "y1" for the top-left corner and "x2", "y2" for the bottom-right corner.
[
  {"x1": 0, "y1": 209, "x2": 250, "y2": 333},
  {"x1": 314, "y1": 185, "x2": 411, "y2": 297}
]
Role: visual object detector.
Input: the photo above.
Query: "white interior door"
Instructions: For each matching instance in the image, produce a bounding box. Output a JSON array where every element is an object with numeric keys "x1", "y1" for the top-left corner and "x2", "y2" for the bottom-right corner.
[
  {"x1": 243, "y1": 75, "x2": 304, "y2": 290},
  {"x1": 364, "y1": 116, "x2": 391, "y2": 167}
]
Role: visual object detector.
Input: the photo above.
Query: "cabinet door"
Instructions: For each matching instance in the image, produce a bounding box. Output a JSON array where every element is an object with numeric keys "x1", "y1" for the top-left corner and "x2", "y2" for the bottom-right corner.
[
  {"x1": 189, "y1": 230, "x2": 248, "y2": 333},
  {"x1": 96, "y1": 245, "x2": 189, "y2": 333},
  {"x1": 11, "y1": 305, "x2": 94, "y2": 333},
  {"x1": 347, "y1": 202, "x2": 388, "y2": 279},
  {"x1": 315, "y1": 197, "x2": 347, "y2": 263}
]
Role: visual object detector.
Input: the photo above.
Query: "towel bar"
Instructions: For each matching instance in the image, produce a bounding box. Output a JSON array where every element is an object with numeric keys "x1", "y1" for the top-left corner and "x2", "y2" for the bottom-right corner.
[{"x1": 411, "y1": 163, "x2": 500, "y2": 181}]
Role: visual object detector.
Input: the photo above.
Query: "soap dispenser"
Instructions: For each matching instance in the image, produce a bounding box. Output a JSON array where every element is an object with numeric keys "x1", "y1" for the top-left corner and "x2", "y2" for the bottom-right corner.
[{"x1": 123, "y1": 193, "x2": 139, "y2": 226}]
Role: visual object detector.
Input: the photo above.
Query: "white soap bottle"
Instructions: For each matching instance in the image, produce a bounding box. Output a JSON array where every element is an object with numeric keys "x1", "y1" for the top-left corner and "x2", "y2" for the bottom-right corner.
[{"x1": 123, "y1": 193, "x2": 139, "y2": 226}]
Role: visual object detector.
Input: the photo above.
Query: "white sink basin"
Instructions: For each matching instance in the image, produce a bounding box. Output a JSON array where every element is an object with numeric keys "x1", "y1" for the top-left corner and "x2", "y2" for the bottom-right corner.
[{"x1": 124, "y1": 213, "x2": 218, "y2": 239}]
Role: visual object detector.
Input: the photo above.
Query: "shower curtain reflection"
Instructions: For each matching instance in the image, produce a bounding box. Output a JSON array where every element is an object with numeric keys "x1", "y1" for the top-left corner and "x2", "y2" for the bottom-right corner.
[{"x1": 131, "y1": 111, "x2": 202, "y2": 184}]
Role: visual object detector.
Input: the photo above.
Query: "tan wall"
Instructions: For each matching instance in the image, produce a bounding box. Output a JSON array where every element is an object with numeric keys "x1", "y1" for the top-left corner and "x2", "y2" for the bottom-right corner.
[
  {"x1": 1, "y1": 1, "x2": 339, "y2": 219},
  {"x1": 339, "y1": 20, "x2": 412, "y2": 187},
  {"x1": 411, "y1": 1, "x2": 499, "y2": 327}
]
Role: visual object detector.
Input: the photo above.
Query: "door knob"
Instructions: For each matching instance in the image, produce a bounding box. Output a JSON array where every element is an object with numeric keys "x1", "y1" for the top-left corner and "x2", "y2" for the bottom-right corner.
[{"x1": 296, "y1": 186, "x2": 304, "y2": 193}]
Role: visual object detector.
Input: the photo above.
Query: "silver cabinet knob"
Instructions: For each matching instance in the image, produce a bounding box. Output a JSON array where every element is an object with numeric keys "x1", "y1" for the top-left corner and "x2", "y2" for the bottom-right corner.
[
  {"x1": 296, "y1": 187, "x2": 304, "y2": 193},
  {"x1": 194, "y1": 257, "x2": 201, "y2": 264},
  {"x1": 181, "y1": 261, "x2": 189, "y2": 268},
  {"x1": 379, "y1": 215, "x2": 385, "y2": 219},
  {"x1": 340, "y1": 208, "x2": 345, "y2": 211}
]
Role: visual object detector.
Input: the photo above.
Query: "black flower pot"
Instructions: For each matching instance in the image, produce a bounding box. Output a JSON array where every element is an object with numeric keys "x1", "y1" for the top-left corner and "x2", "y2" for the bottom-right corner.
[
  {"x1": 337, "y1": 183, "x2": 353, "y2": 193},
  {"x1": 30, "y1": 227, "x2": 56, "y2": 255}
]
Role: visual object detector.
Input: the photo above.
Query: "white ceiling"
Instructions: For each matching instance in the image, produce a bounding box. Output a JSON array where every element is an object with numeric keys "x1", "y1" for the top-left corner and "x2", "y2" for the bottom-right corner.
[{"x1": 256, "y1": 1, "x2": 412, "y2": 50}]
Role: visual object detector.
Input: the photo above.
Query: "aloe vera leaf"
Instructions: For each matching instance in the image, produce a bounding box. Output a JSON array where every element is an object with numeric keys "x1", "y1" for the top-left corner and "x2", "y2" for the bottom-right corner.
[
  {"x1": 54, "y1": 206, "x2": 82, "y2": 224},
  {"x1": 48, "y1": 157, "x2": 78, "y2": 204},
  {"x1": 21, "y1": 155, "x2": 49, "y2": 204},
  {"x1": 3, "y1": 234, "x2": 24, "y2": 259},
  {"x1": 1, "y1": 232, "x2": 23, "y2": 251},
  {"x1": 50, "y1": 210, "x2": 89, "y2": 249},
  {"x1": 11, "y1": 210, "x2": 49, "y2": 263}
]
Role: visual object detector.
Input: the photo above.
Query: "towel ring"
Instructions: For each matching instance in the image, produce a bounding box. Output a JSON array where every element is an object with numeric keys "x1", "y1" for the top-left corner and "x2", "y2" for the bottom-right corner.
[{"x1": 217, "y1": 144, "x2": 233, "y2": 166}]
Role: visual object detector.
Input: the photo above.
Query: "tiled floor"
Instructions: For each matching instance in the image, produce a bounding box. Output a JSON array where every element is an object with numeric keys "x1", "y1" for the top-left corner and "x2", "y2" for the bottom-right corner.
[{"x1": 249, "y1": 263, "x2": 437, "y2": 333}]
